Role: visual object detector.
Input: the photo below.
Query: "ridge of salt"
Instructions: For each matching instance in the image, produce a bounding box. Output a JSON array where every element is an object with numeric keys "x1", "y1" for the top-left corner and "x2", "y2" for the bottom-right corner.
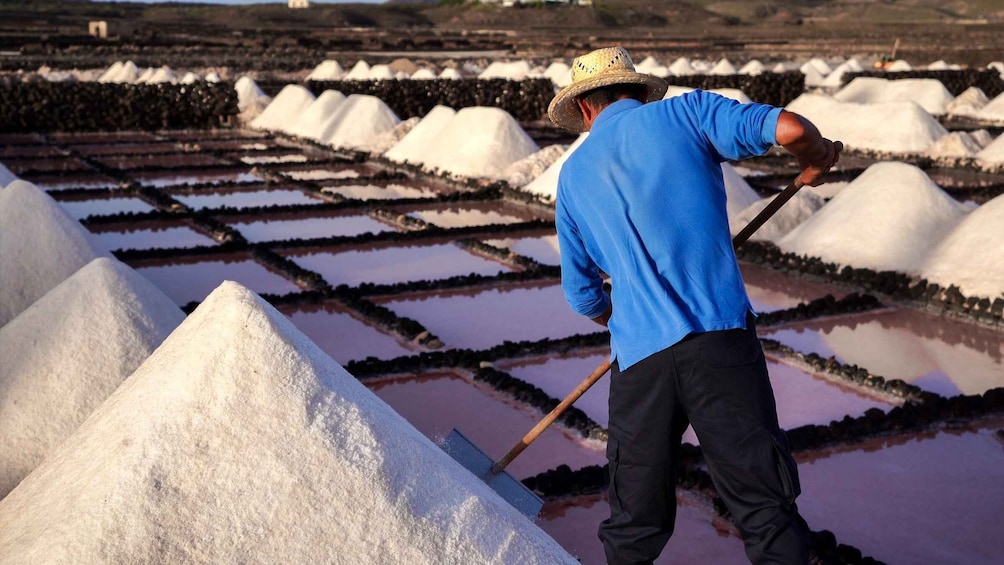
[
  {"x1": 920, "y1": 195, "x2": 1004, "y2": 299},
  {"x1": 503, "y1": 143, "x2": 566, "y2": 188},
  {"x1": 360, "y1": 117, "x2": 419, "y2": 155},
  {"x1": 287, "y1": 89, "x2": 347, "y2": 139},
  {"x1": 833, "y1": 77, "x2": 955, "y2": 115},
  {"x1": 0, "y1": 257, "x2": 184, "y2": 497},
  {"x1": 786, "y1": 93, "x2": 948, "y2": 153},
  {"x1": 250, "y1": 84, "x2": 315, "y2": 131},
  {"x1": 418, "y1": 107, "x2": 539, "y2": 180},
  {"x1": 777, "y1": 162, "x2": 970, "y2": 273},
  {"x1": 523, "y1": 133, "x2": 589, "y2": 201},
  {"x1": 344, "y1": 60, "x2": 371, "y2": 80},
  {"x1": 306, "y1": 59, "x2": 344, "y2": 81},
  {"x1": 947, "y1": 86, "x2": 990, "y2": 118},
  {"x1": 0, "y1": 180, "x2": 104, "y2": 326},
  {"x1": 315, "y1": 94, "x2": 400, "y2": 150},
  {"x1": 976, "y1": 134, "x2": 1004, "y2": 166},
  {"x1": 0, "y1": 282, "x2": 577, "y2": 564},
  {"x1": 384, "y1": 105, "x2": 457, "y2": 164}
]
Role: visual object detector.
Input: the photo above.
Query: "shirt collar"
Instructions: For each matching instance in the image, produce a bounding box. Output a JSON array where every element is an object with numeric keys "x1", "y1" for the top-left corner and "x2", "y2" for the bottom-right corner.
[{"x1": 592, "y1": 98, "x2": 643, "y2": 131}]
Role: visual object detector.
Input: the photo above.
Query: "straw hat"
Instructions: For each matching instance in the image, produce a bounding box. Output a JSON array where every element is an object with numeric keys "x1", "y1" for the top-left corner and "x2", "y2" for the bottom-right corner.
[{"x1": 547, "y1": 46, "x2": 669, "y2": 133}]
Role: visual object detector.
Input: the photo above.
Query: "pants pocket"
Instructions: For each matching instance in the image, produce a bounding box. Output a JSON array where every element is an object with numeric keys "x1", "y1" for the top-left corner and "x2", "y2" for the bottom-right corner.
[{"x1": 770, "y1": 430, "x2": 801, "y2": 504}]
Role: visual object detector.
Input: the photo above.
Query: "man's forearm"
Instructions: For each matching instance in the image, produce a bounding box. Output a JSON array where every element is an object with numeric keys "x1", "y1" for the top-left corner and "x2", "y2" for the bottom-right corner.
[{"x1": 774, "y1": 110, "x2": 841, "y2": 186}]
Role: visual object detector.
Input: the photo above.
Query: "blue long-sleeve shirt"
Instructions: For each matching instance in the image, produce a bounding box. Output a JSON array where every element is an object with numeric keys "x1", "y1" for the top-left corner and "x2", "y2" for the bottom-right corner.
[{"x1": 556, "y1": 91, "x2": 782, "y2": 369}]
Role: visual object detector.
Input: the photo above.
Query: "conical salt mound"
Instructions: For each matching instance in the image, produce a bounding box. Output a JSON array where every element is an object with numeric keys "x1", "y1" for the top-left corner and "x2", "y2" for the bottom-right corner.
[
  {"x1": 0, "y1": 258, "x2": 184, "y2": 497},
  {"x1": 920, "y1": 195, "x2": 1004, "y2": 299},
  {"x1": 721, "y1": 163, "x2": 761, "y2": 220},
  {"x1": 0, "y1": 180, "x2": 104, "y2": 326},
  {"x1": 544, "y1": 62, "x2": 572, "y2": 88},
  {"x1": 234, "y1": 76, "x2": 267, "y2": 112},
  {"x1": 801, "y1": 58, "x2": 833, "y2": 76},
  {"x1": 384, "y1": 104, "x2": 457, "y2": 164},
  {"x1": 709, "y1": 58, "x2": 737, "y2": 75},
  {"x1": 0, "y1": 161, "x2": 15, "y2": 187},
  {"x1": 730, "y1": 191, "x2": 825, "y2": 242},
  {"x1": 834, "y1": 77, "x2": 955, "y2": 115},
  {"x1": 97, "y1": 61, "x2": 123, "y2": 83},
  {"x1": 947, "y1": 86, "x2": 990, "y2": 118},
  {"x1": 777, "y1": 162, "x2": 970, "y2": 273},
  {"x1": 786, "y1": 93, "x2": 948, "y2": 154},
  {"x1": 738, "y1": 59, "x2": 765, "y2": 75},
  {"x1": 479, "y1": 60, "x2": 532, "y2": 81},
  {"x1": 359, "y1": 116, "x2": 419, "y2": 154},
  {"x1": 250, "y1": 84, "x2": 316, "y2": 131},
  {"x1": 0, "y1": 282, "x2": 576, "y2": 564},
  {"x1": 419, "y1": 107, "x2": 539, "y2": 180},
  {"x1": 344, "y1": 60, "x2": 371, "y2": 80},
  {"x1": 306, "y1": 59, "x2": 344, "y2": 81},
  {"x1": 316, "y1": 94, "x2": 400, "y2": 150},
  {"x1": 927, "y1": 131, "x2": 984, "y2": 158},
  {"x1": 976, "y1": 134, "x2": 1004, "y2": 169},
  {"x1": 524, "y1": 132, "x2": 588, "y2": 201},
  {"x1": 974, "y1": 92, "x2": 1004, "y2": 123},
  {"x1": 288, "y1": 89, "x2": 347, "y2": 139}
]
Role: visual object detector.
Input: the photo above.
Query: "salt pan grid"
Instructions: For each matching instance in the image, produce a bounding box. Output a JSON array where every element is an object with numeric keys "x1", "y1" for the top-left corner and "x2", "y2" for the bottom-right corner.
[{"x1": 4, "y1": 127, "x2": 1001, "y2": 564}]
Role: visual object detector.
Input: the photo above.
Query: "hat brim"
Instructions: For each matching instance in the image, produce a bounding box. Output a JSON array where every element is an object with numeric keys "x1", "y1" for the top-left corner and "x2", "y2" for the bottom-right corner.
[{"x1": 547, "y1": 71, "x2": 669, "y2": 133}]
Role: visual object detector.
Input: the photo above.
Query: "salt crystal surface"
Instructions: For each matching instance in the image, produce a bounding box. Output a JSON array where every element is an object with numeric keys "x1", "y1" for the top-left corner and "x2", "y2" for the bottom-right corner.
[
  {"x1": 668, "y1": 57, "x2": 694, "y2": 76},
  {"x1": 316, "y1": 94, "x2": 400, "y2": 150},
  {"x1": 777, "y1": 162, "x2": 969, "y2": 274},
  {"x1": 834, "y1": 77, "x2": 954, "y2": 115},
  {"x1": 947, "y1": 86, "x2": 989, "y2": 118},
  {"x1": 927, "y1": 131, "x2": 984, "y2": 158},
  {"x1": 801, "y1": 58, "x2": 833, "y2": 76},
  {"x1": 801, "y1": 65, "x2": 827, "y2": 88},
  {"x1": 544, "y1": 62, "x2": 572, "y2": 87},
  {"x1": 0, "y1": 282, "x2": 576, "y2": 564},
  {"x1": 921, "y1": 194, "x2": 1004, "y2": 299},
  {"x1": 179, "y1": 72, "x2": 199, "y2": 84},
  {"x1": 287, "y1": 89, "x2": 347, "y2": 140},
  {"x1": 367, "y1": 64, "x2": 394, "y2": 80},
  {"x1": 523, "y1": 133, "x2": 588, "y2": 201},
  {"x1": 440, "y1": 67, "x2": 461, "y2": 80},
  {"x1": 418, "y1": 107, "x2": 539, "y2": 180},
  {"x1": 411, "y1": 68, "x2": 436, "y2": 80},
  {"x1": 730, "y1": 191, "x2": 825, "y2": 242},
  {"x1": 359, "y1": 116, "x2": 418, "y2": 154},
  {"x1": 786, "y1": 93, "x2": 948, "y2": 153},
  {"x1": 976, "y1": 133, "x2": 1004, "y2": 169},
  {"x1": 384, "y1": 105, "x2": 457, "y2": 164},
  {"x1": 503, "y1": 143, "x2": 566, "y2": 188},
  {"x1": 972, "y1": 92, "x2": 1004, "y2": 123},
  {"x1": 306, "y1": 59, "x2": 344, "y2": 81},
  {"x1": 0, "y1": 180, "x2": 104, "y2": 326},
  {"x1": 479, "y1": 60, "x2": 532, "y2": 80},
  {"x1": 343, "y1": 60, "x2": 371, "y2": 80},
  {"x1": 234, "y1": 76, "x2": 269, "y2": 115},
  {"x1": 663, "y1": 86, "x2": 752, "y2": 104},
  {"x1": 0, "y1": 258, "x2": 184, "y2": 496},
  {"x1": 709, "y1": 58, "x2": 737, "y2": 75},
  {"x1": 738, "y1": 59, "x2": 765, "y2": 75},
  {"x1": 250, "y1": 84, "x2": 315, "y2": 131}
]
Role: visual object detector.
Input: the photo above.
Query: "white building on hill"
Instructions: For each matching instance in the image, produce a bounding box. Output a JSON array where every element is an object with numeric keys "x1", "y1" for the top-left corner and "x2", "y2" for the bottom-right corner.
[{"x1": 289, "y1": 0, "x2": 308, "y2": 8}]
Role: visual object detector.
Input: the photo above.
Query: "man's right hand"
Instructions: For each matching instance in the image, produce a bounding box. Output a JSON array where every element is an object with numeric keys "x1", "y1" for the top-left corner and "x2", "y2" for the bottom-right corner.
[{"x1": 797, "y1": 139, "x2": 843, "y2": 187}]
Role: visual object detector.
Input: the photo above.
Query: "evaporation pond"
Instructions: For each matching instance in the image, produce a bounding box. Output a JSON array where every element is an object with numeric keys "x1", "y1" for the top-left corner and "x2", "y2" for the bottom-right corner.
[
  {"x1": 407, "y1": 207, "x2": 530, "y2": 228},
  {"x1": 95, "y1": 153, "x2": 226, "y2": 170},
  {"x1": 321, "y1": 182, "x2": 437, "y2": 201},
  {"x1": 89, "y1": 223, "x2": 216, "y2": 252},
  {"x1": 484, "y1": 234, "x2": 561, "y2": 266},
  {"x1": 540, "y1": 493, "x2": 746, "y2": 565},
  {"x1": 501, "y1": 354, "x2": 894, "y2": 445},
  {"x1": 286, "y1": 243, "x2": 511, "y2": 287},
  {"x1": 133, "y1": 170, "x2": 263, "y2": 188},
  {"x1": 797, "y1": 420, "x2": 1004, "y2": 565},
  {"x1": 171, "y1": 187, "x2": 325, "y2": 210},
  {"x1": 740, "y1": 262, "x2": 848, "y2": 312},
  {"x1": 283, "y1": 168, "x2": 366, "y2": 181},
  {"x1": 70, "y1": 142, "x2": 182, "y2": 156},
  {"x1": 58, "y1": 196, "x2": 155, "y2": 219},
  {"x1": 762, "y1": 308, "x2": 1003, "y2": 396},
  {"x1": 240, "y1": 154, "x2": 309, "y2": 165},
  {"x1": 278, "y1": 301, "x2": 417, "y2": 364},
  {"x1": 366, "y1": 372, "x2": 605, "y2": 479},
  {"x1": 229, "y1": 214, "x2": 394, "y2": 243},
  {"x1": 379, "y1": 283, "x2": 601, "y2": 350},
  {"x1": 32, "y1": 174, "x2": 120, "y2": 191},
  {"x1": 136, "y1": 256, "x2": 300, "y2": 306}
]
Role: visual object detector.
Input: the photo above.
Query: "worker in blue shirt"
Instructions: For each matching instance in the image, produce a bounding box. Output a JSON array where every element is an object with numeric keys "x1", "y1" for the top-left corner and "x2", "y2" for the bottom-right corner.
[{"x1": 548, "y1": 47, "x2": 841, "y2": 565}]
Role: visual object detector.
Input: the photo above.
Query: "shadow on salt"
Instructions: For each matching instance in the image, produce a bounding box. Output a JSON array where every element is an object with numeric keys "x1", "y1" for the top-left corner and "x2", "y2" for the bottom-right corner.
[
  {"x1": 89, "y1": 220, "x2": 216, "y2": 252},
  {"x1": 366, "y1": 371, "x2": 606, "y2": 479},
  {"x1": 57, "y1": 195, "x2": 155, "y2": 219},
  {"x1": 132, "y1": 169, "x2": 264, "y2": 188},
  {"x1": 284, "y1": 242, "x2": 511, "y2": 287},
  {"x1": 761, "y1": 309, "x2": 1003, "y2": 396},
  {"x1": 483, "y1": 234, "x2": 561, "y2": 266},
  {"x1": 278, "y1": 301, "x2": 418, "y2": 364},
  {"x1": 228, "y1": 212, "x2": 395, "y2": 244},
  {"x1": 501, "y1": 353, "x2": 894, "y2": 445},
  {"x1": 740, "y1": 262, "x2": 849, "y2": 312},
  {"x1": 377, "y1": 282, "x2": 601, "y2": 351},
  {"x1": 134, "y1": 254, "x2": 300, "y2": 306},
  {"x1": 796, "y1": 418, "x2": 1004, "y2": 565},
  {"x1": 170, "y1": 186, "x2": 325, "y2": 210},
  {"x1": 539, "y1": 493, "x2": 747, "y2": 565}
]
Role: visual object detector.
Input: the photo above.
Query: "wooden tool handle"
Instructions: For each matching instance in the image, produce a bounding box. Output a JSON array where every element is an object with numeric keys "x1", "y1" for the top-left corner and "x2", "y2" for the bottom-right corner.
[{"x1": 489, "y1": 358, "x2": 613, "y2": 476}]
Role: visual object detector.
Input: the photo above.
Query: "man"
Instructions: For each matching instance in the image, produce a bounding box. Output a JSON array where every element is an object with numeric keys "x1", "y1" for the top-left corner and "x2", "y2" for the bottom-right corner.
[{"x1": 548, "y1": 47, "x2": 841, "y2": 565}]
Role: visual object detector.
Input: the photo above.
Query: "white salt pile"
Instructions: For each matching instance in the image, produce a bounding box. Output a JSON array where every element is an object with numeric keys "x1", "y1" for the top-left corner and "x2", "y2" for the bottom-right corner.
[
  {"x1": 0, "y1": 282, "x2": 577, "y2": 564},
  {"x1": 479, "y1": 60, "x2": 532, "y2": 81},
  {"x1": 411, "y1": 68, "x2": 437, "y2": 80},
  {"x1": 0, "y1": 257, "x2": 184, "y2": 497},
  {"x1": 344, "y1": 60, "x2": 371, "y2": 80},
  {"x1": 0, "y1": 180, "x2": 104, "y2": 326},
  {"x1": 204, "y1": 72, "x2": 221, "y2": 83},
  {"x1": 668, "y1": 57, "x2": 695, "y2": 76},
  {"x1": 738, "y1": 59, "x2": 766, "y2": 75},
  {"x1": 820, "y1": 58, "x2": 864, "y2": 88},
  {"x1": 927, "y1": 131, "x2": 985, "y2": 159},
  {"x1": 418, "y1": 107, "x2": 539, "y2": 179},
  {"x1": 287, "y1": 89, "x2": 346, "y2": 140},
  {"x1": 523, "y1": 133, "x2": 588, "y2": 201},
  {"x1": 503, "y1": 143, "x2": 566, "y2": 188},
  {"x1": 135, "y1": 67, "x2": 156, "y2": 83},
  {"x1": 886, "y1": 59, "x2": 913, "y2": 71},
  {"x1": 947, "y1": 86, "x2": 990, "y2": 118},
  {"x1": 777, "y1": 162, "x2": 970, "y2": 274},
  {"x1": 179, "y1": 72, "x2": 200, "y2": 84},
  {"x1": 360, "y1": 117, "x2": 419, "y2": 154},
  {"x1": 971, "y1": 92, "x2": 1004, "y2": 123},
  {"x1": 635, "y1": 56, "x2": 668, "y2": 78},
  {"x1": 786, "y1": 93, "x2": 948, "y2": 154},
  {"x1": 921, "y1": 195, "x2": 1004, "y2": 299},
  {"x1": 250, "y1": 84, "x2": 315, "y2": 131},
  {"x1": 0, "y1": 161, "x2": 15, "y2": 187},
  {"x1": 730, "y1": 191, "x2": 825, "y2": 242},
  {"x1": 368, "y1": 64, "x2": 394, "y2": 80},
  {"x1": 234, "y1": 76, "x2": 270, "y2": 120},
  {"x1": 440, "y1": 67, "x2": 462, "y2": 80},
  {"x1": 97, "y1": 60, "x2": 139, "y2": 83},
  {"x1": 384, "y1": 105, "x2": 457, "y2": 164},
  {"x1": 801, "y1": 58, "x2": 833, "y2": 76},
  {"x1": 663, "y1": 86, "x2": 751, "y2": 104},
  {"x1": 544, "y1": 62, "x2": 572, "y2": 87},
  {"x1": 833, "y1": 77, "x2": 955, "y2": 115},
  {"x1": 306, "y1": 59, "x2": 344, "y2": 81},
  {"x1": 721, "y1": 163, "x2": 762, "y2": 220},
  {"x1": 141, "y1": 66, "x2": 178, "y2": 84},
  {"x1": 315, "y1": 94, "x2": 400, "y2": 150},
  {"x1": 976, "y1": 134, "x2": 1004, "y2": 169},
  {"x1": 710, "y1": 58, "x2": 737, "y2": 75},
  {"x1": 927, "y1": 60, "x2": 961, "y2": 70}
]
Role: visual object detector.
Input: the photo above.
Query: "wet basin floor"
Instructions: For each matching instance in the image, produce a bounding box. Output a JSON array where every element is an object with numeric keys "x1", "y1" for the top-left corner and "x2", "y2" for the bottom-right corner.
[{"x1": 135, "y1": 255, "x2": 301, "y2": 306}]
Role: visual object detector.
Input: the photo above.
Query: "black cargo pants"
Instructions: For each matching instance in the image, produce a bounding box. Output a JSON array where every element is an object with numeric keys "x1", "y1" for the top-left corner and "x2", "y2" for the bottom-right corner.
[{"x1": 599, "y1": 314, "x2": 810, "y2": 565}]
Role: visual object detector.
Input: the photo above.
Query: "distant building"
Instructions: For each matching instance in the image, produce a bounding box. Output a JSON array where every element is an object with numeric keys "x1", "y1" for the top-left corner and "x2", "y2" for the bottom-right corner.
[
  {"x1": 289, "y1": 0, "x2": 308, "y2": 8},
  {"x1": 88, "y1": 21, "x2": 108, "y2": 39},
  {"x1": 496, "y1": 0, "x2": 591, "y2": 6}
]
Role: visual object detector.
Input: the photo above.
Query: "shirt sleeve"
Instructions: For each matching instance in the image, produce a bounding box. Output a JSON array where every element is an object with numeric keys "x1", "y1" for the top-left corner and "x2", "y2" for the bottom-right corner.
[
  {"x1": 555, "y1": 191, "x2": 610, "y2": 320},
  {"x1": 686, "y1": 90, "x2": 783, "y2": 161}
]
